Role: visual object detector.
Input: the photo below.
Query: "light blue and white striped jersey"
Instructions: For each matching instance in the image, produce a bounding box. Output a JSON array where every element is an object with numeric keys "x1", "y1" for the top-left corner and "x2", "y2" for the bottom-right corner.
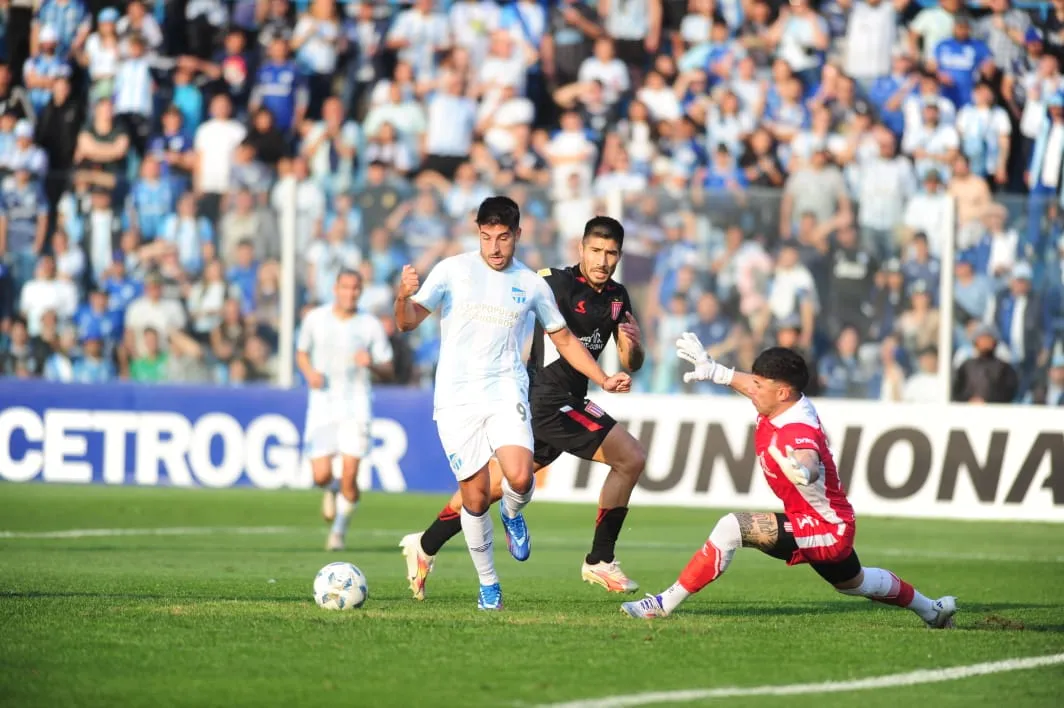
[
  {"x1": 113, "y1": 57, "x2": 154, "y2": 117},
  {"x1": 412, "y1": 251, "x2": 566, "y2": 416},
  {"x1": 35, "y1": 0, "x2": 90, "y2": 57}
]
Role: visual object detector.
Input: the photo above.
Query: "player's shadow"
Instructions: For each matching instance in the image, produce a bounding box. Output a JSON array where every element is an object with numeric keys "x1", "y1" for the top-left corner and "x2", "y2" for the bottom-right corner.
[{"x1": 680, "y1": 601, "x2": 874, "y2": 618}]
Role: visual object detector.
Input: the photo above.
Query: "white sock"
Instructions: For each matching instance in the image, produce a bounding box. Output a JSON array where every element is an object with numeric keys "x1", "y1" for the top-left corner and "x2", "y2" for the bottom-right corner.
[
  {"x1": 906, "y1": 590, "x2": 937, "y2": 622},
  {"x1": 838, "y1": 567, "x2": 937, "y2": 622},
  {"x1": 461, "y1": 507, "x2": 498, "y2": 586},
  {"x1": 500, "y1": 477, "x2": 533, "y2": 519},
  {"x1": 331, "y1": 495, "x2": 357, "y2": 536},
  {"x1": 659, "y1": 583, "x2": 690, "y2": 614}
]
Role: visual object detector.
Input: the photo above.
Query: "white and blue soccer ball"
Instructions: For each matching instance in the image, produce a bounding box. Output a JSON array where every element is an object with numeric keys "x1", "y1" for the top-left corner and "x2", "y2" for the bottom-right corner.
[{"x1": 313, "y1": 562, "x2": 368, "y2": 611}]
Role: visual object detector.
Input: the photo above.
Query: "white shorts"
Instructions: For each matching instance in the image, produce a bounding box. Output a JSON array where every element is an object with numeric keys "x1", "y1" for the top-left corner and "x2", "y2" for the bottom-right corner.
[
  {"x1": 305, "y1": 418, "x2": 370, "y2": 461},
  {"x1": 435, "y1": 402, "x2": 533, "y2": 481}
]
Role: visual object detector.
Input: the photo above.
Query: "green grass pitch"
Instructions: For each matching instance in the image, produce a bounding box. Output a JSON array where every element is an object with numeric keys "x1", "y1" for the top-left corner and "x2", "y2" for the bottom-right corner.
[{"x1": 1, "y1": 484, "x2": 1063, "y2": 707}]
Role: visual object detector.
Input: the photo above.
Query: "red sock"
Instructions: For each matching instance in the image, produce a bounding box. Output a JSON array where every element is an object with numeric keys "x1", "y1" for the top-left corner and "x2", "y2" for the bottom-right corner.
[
  {"x1": 875, "y1": 572, "x2": 916, "y2": 607},
  {"x1": 677, "y1": 541, "x2": 726, "y2": 593},
  {"x1": 438, "y1": 506, "x2": 460, "y2": 522}
]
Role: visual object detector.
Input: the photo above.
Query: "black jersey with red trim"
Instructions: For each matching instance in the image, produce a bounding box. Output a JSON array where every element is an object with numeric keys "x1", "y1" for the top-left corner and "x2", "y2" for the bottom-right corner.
[{"x1": 528, "y1": 264, "x2": 634, "y2": 403}]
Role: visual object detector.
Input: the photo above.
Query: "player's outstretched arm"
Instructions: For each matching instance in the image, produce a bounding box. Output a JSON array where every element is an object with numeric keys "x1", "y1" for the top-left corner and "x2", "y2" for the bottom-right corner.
[
  {"x1": 394, "y1": 264, "x2": 433, "y2": 332},
  {"x1": 675, "y1": 332, "x2": 757, "y2": 399},
  {"x1": 548, "y1": 327, "x2": 631, "y2": 392}
]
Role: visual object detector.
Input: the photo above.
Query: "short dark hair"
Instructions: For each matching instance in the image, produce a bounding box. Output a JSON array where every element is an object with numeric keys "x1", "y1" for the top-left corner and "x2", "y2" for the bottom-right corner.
[
  {"x1": 751, "y1": 346, "x2": 809, "y2": 393},
  {"x1": 476, "y1": 196, "x2": 521, "y2": 231},
  {"x1": 336, "y1": 268, "x2": 362, "y2": 286},
  {"x1": 582, "y1": 216, "x2": 624, "y2": 249}
]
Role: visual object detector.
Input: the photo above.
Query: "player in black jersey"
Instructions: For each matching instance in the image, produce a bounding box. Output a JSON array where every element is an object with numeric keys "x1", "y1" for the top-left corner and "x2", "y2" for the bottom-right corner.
[{"x1": 400, "y1": 216, "x2": 649, "y2": 599}]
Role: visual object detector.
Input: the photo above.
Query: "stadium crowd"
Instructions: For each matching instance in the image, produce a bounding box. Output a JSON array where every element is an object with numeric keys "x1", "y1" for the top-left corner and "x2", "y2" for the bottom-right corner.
[{"x1": 0, "y1": 0, "x2": 1062, "y2": 404}]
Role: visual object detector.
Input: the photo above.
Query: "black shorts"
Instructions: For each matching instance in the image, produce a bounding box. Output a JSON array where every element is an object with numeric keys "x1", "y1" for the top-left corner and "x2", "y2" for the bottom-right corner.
[
  {"x1": 530, "y1": 396, "x2": 617, "y2": 467},
  {"x1": 661, "y1": 0, "x2": 687, "y2": 32},
  {"x1": 763, "y1": 513, "x2": 863, "y2": 586}
]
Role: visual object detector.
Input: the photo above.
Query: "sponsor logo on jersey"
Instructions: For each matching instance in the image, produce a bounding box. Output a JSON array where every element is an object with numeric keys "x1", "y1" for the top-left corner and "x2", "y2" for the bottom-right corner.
[
  {"x1": 511, "y1": 287, "x2": 526, "y2": 304},
  {"x1": 794, "y1": 437, "x2": 816, "y2": 446},
  {"x1": 579, "y1": 329, "x2": 604, "y2": 352},
  {"x1": 611, "y1": 301, "x2": 623, "y2": 321},
  {"x1": 584, "y1": 402, "x2": 604, "y2": 418},
  {"x1": 574, "y1": 300, "x2": 587, "y2": 314}
]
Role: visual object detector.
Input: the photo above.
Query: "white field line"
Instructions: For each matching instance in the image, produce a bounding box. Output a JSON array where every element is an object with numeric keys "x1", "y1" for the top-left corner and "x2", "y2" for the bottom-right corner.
[
  {"x1": 0, "y1": 526, "x2": 299, "y2": 539},
  {"x1": 1, "y1": 526, "x2": 1062, "y2": 564},
  {"x1": 533, "y1": 653, "x2": 1064, "y2": 708}
]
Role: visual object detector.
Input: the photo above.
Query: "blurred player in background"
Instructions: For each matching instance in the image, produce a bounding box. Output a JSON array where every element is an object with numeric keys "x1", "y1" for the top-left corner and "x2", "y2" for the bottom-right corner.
[
  {"x1": 622, "y1": 336, "x2": 957, "y2": 628},
  {"x1": 297, "y1": 269, "x2": 394, "y2": 551},
  {"x1": 400, "y1": 216, "x2": 648, "y2": 600},
  {"x1": 394, "y1": 197, "x2": 632, "y2": 610}
]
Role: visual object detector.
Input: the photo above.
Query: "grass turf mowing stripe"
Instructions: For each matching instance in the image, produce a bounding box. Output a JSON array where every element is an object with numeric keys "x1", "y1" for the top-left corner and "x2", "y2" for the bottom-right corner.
[
  {"x1": 535, "y1": 653, "x2": 1064, "y2": 708},
  {"x1": 3, "y1": 526, "x2": 1063, "y2": 564}
]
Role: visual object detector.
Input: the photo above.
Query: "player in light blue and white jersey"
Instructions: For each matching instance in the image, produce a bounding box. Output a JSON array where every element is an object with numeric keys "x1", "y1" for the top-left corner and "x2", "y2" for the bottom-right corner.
[
  {"x1": 297, "y1": 269, "x2": 394, "y2": 551},
  {"x1": 395, "y1": 196, "x2": 632, "y2": 610}
]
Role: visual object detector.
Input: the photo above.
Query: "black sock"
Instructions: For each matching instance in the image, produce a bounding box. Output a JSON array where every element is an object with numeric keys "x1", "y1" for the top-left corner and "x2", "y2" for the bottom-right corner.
[
  {"x1": 420, "y1": 506, "x2": 463, "y2": 556},
  {"x1": 585, "y1": 507, "x2": 629, "y2": 565}
]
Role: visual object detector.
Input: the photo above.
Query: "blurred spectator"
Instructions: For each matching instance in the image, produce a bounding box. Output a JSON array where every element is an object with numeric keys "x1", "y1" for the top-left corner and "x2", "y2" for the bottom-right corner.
[
  {"x1": 72, "y1": 334, "x2": 117, "y2": 383},
  {"x1": 819, "y1": 325, "x2": 873, "y2": 398},
  {"x1": 857, "y1": 128, "x2": 915, "y2": 260},
  {"x1": 127, "y1": 156, "x2": 176, "y2": 243},
  {"x1": 130, "y1": 326, "x2": 166, "y2": 382},
  {"x1": 20, "y1": 254, "x2": 76, "y2": 336},
  {"x1": 1024, "y1": 352, "x2": 1064, "y2": 405},
  {"x1": 43, "y1": 325, "x2": 78, "y2": 381},
  {"x1": 0, "y1": 64, "x2": 32, "y2": 120},
  {"x1": 124, "y1": 273, "x2": 186, "y2": 351},
  {"x1": 903, "y1": 346, "x2": 942, "y2": 403},
  {"x1": 952, "y1": 323, "x2": 1019, "y2": 402},
  {"x1": 195, "y1": 94, "x2": 246, "y2": 222},
  {"x1": 779, "y1": 148, "x2": 851, "y2": 239},
  {"x1": 302, "y1": 98, "x2": 358, "y2": 194},
  {"x1": 0, "y1": 315, "x2": 47, "y2": 379},
  {"x1": 987, "y1": 262, "x2": 1050, "y2": 382},
  {"x1": 166, "y1": 329, "x2": 212, "y2": 383},
  {"x1": 901, "y1": 231, "x2": 941, "y2": 299},
  {"x1": 74, "y1": 99, "x2": 128, "y2": 190},
  {"x1": 186, "y1": 259, "x2": 239, "y2": 341},
  {"x1": 827, "y1": 224, "x2": 877, "y2": 339},
  {"x1": 895, "y1": 278, "x2": 940, "y2": 361},
  {"x1": 902, "y1": 170, "x2": 951, "y2": 251},
  {"x1": 957, "y1": 81, "x2": 1011, "y2": 186},
  {"x1": 0, "y1": 163, "x2": 49, "y2": 290}
]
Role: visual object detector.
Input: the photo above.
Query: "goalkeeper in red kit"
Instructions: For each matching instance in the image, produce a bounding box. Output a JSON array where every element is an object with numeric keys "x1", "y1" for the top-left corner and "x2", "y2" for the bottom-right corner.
[{"x1": 621, "y1": 334, "x2": 958, "y2": 628}]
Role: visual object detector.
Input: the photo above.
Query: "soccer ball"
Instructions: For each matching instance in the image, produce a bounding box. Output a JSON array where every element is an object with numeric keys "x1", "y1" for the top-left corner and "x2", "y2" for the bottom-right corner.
[{"x1": 313, "y1": 562, "x2": 368, "y2": 610}]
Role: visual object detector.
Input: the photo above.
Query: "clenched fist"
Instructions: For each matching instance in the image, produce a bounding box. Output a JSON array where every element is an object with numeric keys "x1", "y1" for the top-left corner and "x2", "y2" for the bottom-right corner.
[
  {"x1": 397, "y1": 264, "x2": 420, "y2": 299},
  {"x1": 602, "y1": 372, "x2": 632, "y2": 393}
]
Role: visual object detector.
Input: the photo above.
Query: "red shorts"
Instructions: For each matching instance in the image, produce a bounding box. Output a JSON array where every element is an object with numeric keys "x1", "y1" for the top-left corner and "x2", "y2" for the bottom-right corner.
[{"x1": 782, "y1": 513, "x2": 856, "y2": 567}]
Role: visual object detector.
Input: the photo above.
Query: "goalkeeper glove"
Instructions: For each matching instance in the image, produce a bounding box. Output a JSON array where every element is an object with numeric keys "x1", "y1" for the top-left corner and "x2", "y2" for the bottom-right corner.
[
  {"x1": 675, "y1": 332, "x2": 735, "y2": 386},
  {"x1": 767, "y1": 444, "x2": 813, "y2": 486}
]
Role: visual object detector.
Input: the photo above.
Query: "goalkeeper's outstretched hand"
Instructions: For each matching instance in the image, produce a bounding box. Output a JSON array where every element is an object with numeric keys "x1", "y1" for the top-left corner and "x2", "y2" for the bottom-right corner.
[{"x1": 675, "y1": 332, "x2": 733, "y2": 385}]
